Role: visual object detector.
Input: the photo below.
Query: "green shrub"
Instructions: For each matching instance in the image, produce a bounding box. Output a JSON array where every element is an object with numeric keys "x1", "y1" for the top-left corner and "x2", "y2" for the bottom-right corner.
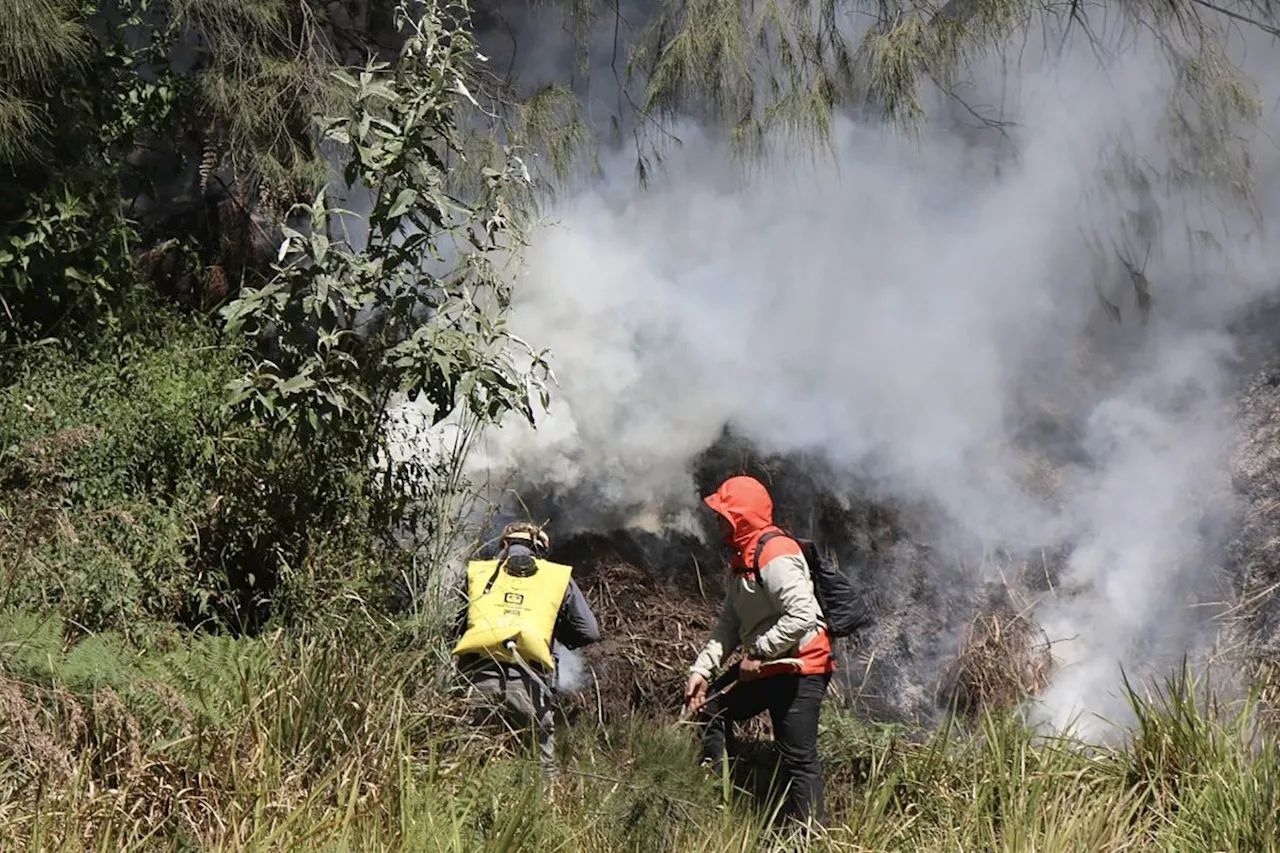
[
  {"x1": 0, "y1": 306, "x2": 395, "y2": 635},
  {"x1": 0, "y1": 313, "x2": 236, "y2": 632}
]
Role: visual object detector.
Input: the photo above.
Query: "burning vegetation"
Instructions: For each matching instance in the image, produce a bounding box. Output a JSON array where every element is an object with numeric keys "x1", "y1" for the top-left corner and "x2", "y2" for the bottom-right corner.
[{"x1": 938, "y1": 592, "x2": 1054, "y2": 714}]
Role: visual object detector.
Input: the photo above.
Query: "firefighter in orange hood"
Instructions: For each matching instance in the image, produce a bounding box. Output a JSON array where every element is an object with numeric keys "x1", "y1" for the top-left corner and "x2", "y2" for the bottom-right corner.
[{"x1": 685, "y1": 475, "x2": 835, "y2": 825}]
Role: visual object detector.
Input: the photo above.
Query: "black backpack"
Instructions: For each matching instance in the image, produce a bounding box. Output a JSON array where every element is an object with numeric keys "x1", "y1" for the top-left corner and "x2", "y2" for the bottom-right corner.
[{"x1": 751, "y1": 532, "x2": 870, "y2": 639}]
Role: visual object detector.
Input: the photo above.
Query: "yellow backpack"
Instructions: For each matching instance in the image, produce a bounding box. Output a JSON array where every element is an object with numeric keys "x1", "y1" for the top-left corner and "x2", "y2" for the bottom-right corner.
[{"x1": 452, "y1": 557, "x2": 573, "y2": 671}]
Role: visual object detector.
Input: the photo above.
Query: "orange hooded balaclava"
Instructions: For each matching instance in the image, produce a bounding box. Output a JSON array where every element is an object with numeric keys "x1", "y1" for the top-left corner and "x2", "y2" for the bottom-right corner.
[{"x1": 703, "y1": 475, "x2": 784, "y2": 573}]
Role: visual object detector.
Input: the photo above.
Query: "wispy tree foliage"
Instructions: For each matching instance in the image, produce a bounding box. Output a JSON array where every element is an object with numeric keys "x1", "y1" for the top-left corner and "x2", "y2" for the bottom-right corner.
[
  {"x1": 501, "y1": 0, "x2": 1271, "y2": 155},
  {"x1": 0, "y1": 0, "x2": 91, "y2": 165},
  {"x1": 473, "y1": 0, "x2": 1272, "y2": 316}
]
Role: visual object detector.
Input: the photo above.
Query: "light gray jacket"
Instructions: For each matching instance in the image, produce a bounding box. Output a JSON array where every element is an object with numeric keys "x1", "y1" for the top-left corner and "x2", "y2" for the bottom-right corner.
[{"x1": 689, "y1": 551, "x2": 824, "y2": 679}]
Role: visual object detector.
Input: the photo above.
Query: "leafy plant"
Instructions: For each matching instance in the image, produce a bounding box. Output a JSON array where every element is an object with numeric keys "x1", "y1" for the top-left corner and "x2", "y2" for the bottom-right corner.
[
  {"x1": 218, "y1": 0, "x2": 550, "y2": 623},
  {"x1": 0, "y1": 313, "x2": 240, "y2": 633},
  {"x1": 223, "y1": 2, "x2": 548, "y2": 441},
  {"x1": 0, "y1": 0, "x2": 182, "y2": 374}
]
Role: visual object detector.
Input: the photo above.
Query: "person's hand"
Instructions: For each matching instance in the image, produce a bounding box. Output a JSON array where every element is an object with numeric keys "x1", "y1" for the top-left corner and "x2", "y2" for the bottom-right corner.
[
  {"x1": 739, "y1": 656, "x2": 763, "y2": 682},
  {"x1": 685, "y1": 673, "x2": 708, "y2": 711}
]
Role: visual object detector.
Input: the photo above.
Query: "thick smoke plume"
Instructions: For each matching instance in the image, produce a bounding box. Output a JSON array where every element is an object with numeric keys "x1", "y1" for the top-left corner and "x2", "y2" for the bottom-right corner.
[{"x1": 419, "y1": 11, "x2": 1280, "y2": 738}]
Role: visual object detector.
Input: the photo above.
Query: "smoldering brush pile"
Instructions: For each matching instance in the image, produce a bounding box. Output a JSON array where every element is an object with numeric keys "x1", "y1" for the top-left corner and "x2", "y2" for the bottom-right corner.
[{"x1": 568, "y1": 557, "x2": 720, "y2": 723}]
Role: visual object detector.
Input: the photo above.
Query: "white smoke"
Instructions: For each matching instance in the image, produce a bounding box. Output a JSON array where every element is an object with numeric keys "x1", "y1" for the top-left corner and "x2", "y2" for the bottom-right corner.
[
  {"x1": 403, "y1": 12, "x2": 1280, "y2": 738},
  {"x1": 554, "y1": 645, "x2": 590, "y2": 694}
]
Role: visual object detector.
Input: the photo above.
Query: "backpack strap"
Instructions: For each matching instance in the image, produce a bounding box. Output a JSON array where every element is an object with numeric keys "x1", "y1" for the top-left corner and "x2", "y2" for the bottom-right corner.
[
  {"x1": 480, "y1": 558, "x2": 507, "y2": 596},
  {"x1": 749, "y1": 531, "x2": 786, "y2": 583}
]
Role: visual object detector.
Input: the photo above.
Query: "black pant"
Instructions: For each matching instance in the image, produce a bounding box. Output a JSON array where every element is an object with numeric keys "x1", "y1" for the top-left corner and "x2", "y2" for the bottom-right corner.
[{"x1": 699, "y1": 664, "x2": 831, "y2": 824}]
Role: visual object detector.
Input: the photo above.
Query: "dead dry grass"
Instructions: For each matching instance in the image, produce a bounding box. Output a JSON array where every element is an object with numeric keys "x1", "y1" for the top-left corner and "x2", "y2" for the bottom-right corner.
[
  {"x1": 575, "y1": 559, "x2": 719, "y2": 722},
  {"x1": 567, "y1": 534, "x2": 1059, "y2": 734},
  {"x1": 940, "y1": 605, "x2": 1054, "y2": 715}
]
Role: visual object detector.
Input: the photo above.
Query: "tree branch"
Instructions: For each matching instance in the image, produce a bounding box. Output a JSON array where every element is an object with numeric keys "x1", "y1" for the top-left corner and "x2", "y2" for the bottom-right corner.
[{"x1": 1188, "y1": 0, "x2": 1280, "y2": 37}]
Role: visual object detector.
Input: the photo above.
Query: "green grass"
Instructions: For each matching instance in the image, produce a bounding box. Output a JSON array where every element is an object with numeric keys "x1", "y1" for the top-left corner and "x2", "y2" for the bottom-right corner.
[{"x1": 0, "y1": 610, "x2": 1275, "y2": 852}]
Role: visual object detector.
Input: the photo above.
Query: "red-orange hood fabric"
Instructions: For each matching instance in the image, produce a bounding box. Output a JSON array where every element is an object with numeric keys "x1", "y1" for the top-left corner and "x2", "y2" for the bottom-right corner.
[{"x1": 703, "y1": 475, "x2": 783, "y2": 572}]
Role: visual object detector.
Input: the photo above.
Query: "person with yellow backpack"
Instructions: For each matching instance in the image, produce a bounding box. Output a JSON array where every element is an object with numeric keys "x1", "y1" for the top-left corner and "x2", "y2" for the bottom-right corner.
[{"x1": 453, "y1": 521, "x2": 599, "y2": 774}]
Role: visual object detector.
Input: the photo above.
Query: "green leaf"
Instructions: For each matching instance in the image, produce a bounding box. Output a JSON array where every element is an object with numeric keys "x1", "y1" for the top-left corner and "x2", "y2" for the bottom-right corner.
[
  {"x1": 387, "y1": 189, "x2": 418, "y2": 219},
  {"x1": 277, "y1": 373, "x2": 316, "y2": 396},
  {"x1": 310, "y1": 232, "x2": 330, "y2": 263}
]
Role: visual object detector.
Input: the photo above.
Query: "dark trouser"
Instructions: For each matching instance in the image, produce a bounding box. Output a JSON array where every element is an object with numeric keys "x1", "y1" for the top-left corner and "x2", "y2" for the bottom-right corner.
[{"x1": 699, "y1": 665, "x2": 831, "y2": 825}]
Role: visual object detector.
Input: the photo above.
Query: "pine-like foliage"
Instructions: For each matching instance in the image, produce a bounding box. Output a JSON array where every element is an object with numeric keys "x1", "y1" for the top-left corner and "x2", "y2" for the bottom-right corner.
[
  {"x1": 0, "y1": 0, "x2": 90, "y2": 165},
  {"x1": 169, "y1": 0, "x2": 351, "y2": 200},
  {"x1": 479, "y1": 0, "x2": 1273, "y2": 192}
]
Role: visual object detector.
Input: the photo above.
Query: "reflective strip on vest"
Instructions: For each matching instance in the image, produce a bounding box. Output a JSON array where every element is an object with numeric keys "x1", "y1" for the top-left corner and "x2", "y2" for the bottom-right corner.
[{"x1": 452, "y1": 558, "x2": 573, "y2": 671}]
